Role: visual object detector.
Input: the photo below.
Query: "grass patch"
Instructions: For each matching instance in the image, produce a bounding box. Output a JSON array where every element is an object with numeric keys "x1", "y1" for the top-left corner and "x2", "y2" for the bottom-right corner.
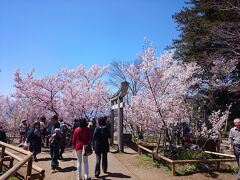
[
  {"x1": 139, "y1": 150, "x2": 236, "y2": 176},
  {"x1": 139, "y1": 154, "x2": 155, "y2": 167},
  {"x1": 139, "y1": 154, "x2": 171, "y2": 172},
  {"x1": 8, "y1": 177, "x2": 19, "y2": 180}
]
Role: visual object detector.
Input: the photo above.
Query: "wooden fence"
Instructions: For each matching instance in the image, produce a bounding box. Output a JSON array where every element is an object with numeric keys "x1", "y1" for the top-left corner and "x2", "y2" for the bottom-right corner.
[
  {"x1": 0, "y1": 141, "x2": 45, "y2": 180},
  {"x1": 137, "y1": 144, "x2": 236, "y2": 176}
]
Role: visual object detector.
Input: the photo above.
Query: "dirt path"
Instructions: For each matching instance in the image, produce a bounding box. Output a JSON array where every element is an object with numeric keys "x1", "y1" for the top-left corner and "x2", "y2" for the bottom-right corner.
[
  {"x1": 11, "y1": 147, "x2": 237, "y2": 180},
  {"x1": 30, "y1": 148, "x2": 139, "y2": 180}
]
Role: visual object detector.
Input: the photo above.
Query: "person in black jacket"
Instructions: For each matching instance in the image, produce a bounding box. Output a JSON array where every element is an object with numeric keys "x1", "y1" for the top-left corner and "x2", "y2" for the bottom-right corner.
[
  {"x1": 27, "y1": 121, "x2": 42, "y2": 162},
  {"x1": 0, "y1": 126, "x2": 7, "y2": 143},
  {"x1": 93, "y1": 116, "x2": 111, "y2": 178},
  {"x1": 68, "y1": 118, "x2": 81, "y2": 147}
]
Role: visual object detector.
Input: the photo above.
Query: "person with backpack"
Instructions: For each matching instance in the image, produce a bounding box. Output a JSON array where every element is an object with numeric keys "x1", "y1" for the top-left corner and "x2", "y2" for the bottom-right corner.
[
  {"x1": 93, "y1": 116, "x2": 111, "y2": 178},
  {"x1": 72, "y1": 118, "x2": 92, "y2": 180}
]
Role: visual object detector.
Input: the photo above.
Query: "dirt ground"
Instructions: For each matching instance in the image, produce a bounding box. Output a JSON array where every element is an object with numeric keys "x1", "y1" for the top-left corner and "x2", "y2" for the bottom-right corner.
[{"x1": 113, "y1": 146, "x2": 237, "y2": 180}]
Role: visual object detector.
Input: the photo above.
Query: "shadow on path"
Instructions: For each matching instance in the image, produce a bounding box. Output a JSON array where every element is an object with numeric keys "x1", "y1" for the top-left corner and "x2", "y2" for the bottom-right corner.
[
  {"x1": 101, "y1": 172, "x2": 131, "y2": 179},
  {"x1": 61, "y1": 157, "x2": 77, "y2": 161},
  {"x1": 58, "y1": 166, "x2": 77, "y2": 173},
  {"x1": 36, "y1": 157, "x2": 52, "y2": 161}
]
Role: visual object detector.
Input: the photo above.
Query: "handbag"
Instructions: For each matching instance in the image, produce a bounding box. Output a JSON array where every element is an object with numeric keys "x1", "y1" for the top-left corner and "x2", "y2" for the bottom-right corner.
[{"x1": 83, "y1": 144, "x2": 93, "y2": 156}]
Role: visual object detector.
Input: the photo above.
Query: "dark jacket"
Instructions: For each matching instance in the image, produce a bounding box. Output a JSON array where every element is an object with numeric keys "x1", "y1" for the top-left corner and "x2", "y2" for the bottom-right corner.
[
  {"x1": 51, "y1": 122, "x2": 60, "y2": 135},
  {"x1": 27, "y1": 128, "x2": 41, "y2": 153},
  {"x1": 0, "y1": 129, "x2": 6, "y2": 142},
  {"x1": 93, "y1": 126, "x2": 111, "y2": 154},
  {"x1": 50, "y1": 133, "x2": 62, "y2": 148}
]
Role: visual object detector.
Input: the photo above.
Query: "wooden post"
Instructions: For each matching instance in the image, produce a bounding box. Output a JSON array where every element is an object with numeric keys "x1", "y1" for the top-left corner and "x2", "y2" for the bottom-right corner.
[
  {"x1": 152, "y1": 152, "x2": 155, "y2": 160},
  {"x1": 216, "y1": 162, "x2": 220, "y2": 171},
  {"x1": 171, "y1": 162, "x2": 176, "y2": 176},
  {"x1": 9, "y1": 157, "x2": 14, "y2": 168},
  {"x1": 110, "y1": 109, "x2": 114, "y2": 145},
  {"x1": 26, "y1": 157, "x2": 33, "y2": 179},
  {"x1": 138, "y1": 145, "x2": 142, "y2": 155},
  {"x1": 118, "y1": 97, "x2": 124, "y2": 152},
  {"x1": 0, "y1": 146, "x2": 5, "y2": 172}
]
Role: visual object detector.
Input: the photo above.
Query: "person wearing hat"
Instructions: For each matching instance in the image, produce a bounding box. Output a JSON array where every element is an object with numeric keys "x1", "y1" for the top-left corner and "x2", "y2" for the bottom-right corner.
[
  {"x1": 19, "y1": 119, "x2": 29, "y2": 146},
  {"x1": 26, "y1": 121, "x2": 42, "y2": 161}
]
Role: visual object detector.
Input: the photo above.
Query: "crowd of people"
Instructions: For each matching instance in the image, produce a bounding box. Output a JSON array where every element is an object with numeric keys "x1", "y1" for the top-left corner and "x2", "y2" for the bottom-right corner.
[
  {"x1": 15, "y1": 115, "x2": 111, "y2": 180},
  {"x1": 0, "y1": 115, "x2": 239, "y2": 179}
]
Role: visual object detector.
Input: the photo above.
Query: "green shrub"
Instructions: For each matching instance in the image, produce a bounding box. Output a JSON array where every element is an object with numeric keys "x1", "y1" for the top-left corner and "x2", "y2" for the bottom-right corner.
[
  {"x1": 176, "y1": 149, "x2": 212, "y2": 160},
  {"x1": 143, "y1": 136, "x2": 158, "y2": 143},
  {"x1": 176, "y1": 164, "x2": 197, "y2": 176}
]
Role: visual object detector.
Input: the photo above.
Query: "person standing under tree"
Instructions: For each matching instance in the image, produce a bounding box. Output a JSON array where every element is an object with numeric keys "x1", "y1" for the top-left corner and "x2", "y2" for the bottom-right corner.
[
  {"x1": 88, "y1": 118, "x2": 96, "y2": 150},
  {"x1": 27, "y1": 121, "x2": 42, "y2": 162},
  {"x1": 72, "y1": 118, "x2": 92, "y2": 180},
  {"x1": 59, "y1": 118, "x2": 67, "y2": 160},
  {"x1": 19, "y1": 120, "x2": 29, "y2": 146},
  {"x1": 229, "y1": 118, "x2": 240, "y2": 180},
  {"x1": 93, "y1": 116, "x2": 111, "y2": 178},
  {"x1": 0, "y1": 126, "x2": 7, "y2": 143},
  {"x1": 49, "y1": 128, "x2": 62, "y2": 173},
  {"x1": 39, "y1": 116, "x2": 47, "y2": 147}
]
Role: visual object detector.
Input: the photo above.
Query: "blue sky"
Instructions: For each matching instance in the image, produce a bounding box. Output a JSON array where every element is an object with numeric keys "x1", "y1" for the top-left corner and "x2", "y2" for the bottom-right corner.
[{"x1": 0, "y1": 0, "x2": 185, "y2": 95}]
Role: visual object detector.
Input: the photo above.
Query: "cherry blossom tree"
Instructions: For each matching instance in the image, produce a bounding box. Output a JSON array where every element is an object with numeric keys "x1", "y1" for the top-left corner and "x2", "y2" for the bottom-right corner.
[
  {"x1": 14, "y1": 69, "x2": 64, "y2": 115},
  {"x1": 208, "y1": 104, "x2": 232, "y2": 133},
  {"x1": 0, "y1": 95, "x2": 9, "y2": 129},
  {"x1": 13, "y1": 65, "x2": 110, "y2": 124},
  {"x1": 125, "y1": 45, "x2": 201, "y2": 151},
  {"x1": 60, "y1": 64, "x2": 110, "y2": 120}
]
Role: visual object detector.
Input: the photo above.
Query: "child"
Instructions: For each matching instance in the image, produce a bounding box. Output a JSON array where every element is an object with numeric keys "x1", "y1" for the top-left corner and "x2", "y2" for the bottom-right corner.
[{"x1": 49, "y1": 128, "x2": 62, "y2": 173}]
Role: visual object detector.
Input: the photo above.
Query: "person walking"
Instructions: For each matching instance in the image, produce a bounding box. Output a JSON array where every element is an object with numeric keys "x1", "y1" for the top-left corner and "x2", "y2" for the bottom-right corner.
[
  {"x1": 18, "y1": 119, "x2": 29, "y2": 146},
  {"x1": 229, "y1": 118, "x2": 240, "y2": 180},
  {"x1": 51, "y1": 115, "x2": 61, "y2": 135},
  {"x1": 72, "y1": 118, "x2": 92, "y2": 180},
  {"x1": 59, "y1": 118, "x2": 68, "y2": 159},
  {"x1": 88, "y1": 118, "x2": 96, "y2": 150},
  {"x1": 69, "y1": 118, "x2": 81, "y2": 147},
  {"x1": 39, "y1": 116, "x2": 47, "y2": 147},
  {"x1": 49, "y1": 128, "x2": 62, "y2": 173},
  {"x1": 93, "y1": 116, "x2": 111, "y2": 178},
  {"x1": 27, "y1": 121, "x2": 42, "y2": 162}
]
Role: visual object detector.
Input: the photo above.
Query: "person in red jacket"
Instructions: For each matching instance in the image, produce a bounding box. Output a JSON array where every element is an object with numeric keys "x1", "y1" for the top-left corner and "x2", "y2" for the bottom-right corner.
[{"x1": 72, "y1": 118, "x2": 92, "y2": 180}]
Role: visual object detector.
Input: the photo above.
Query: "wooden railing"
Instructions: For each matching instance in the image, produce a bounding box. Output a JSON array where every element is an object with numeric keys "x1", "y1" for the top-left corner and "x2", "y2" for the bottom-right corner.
[
  {"x1": 137, "y1": 144, "x2": 236, "y2": 176},
  {"x1": 0, "y1": 141, "x2": 45, "y2": 180}
]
